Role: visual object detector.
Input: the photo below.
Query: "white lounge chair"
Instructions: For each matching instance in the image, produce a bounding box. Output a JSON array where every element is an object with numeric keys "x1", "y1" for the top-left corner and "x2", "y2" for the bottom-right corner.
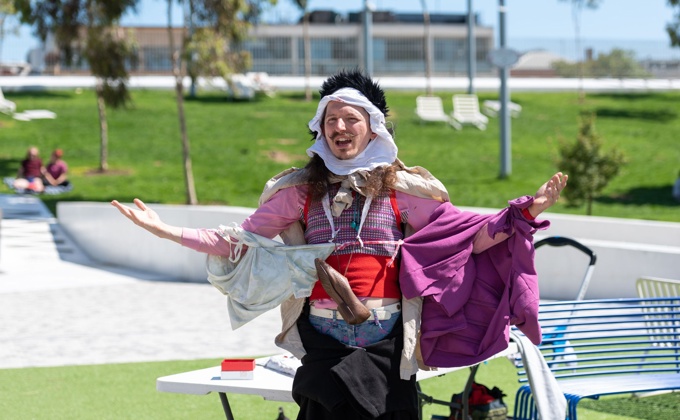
[
  {"x1": 246, "y1": 72, "x2": 276, "y2": 97},
  {"x1": 13, "y1": 109, "x2": 57, "y2": 121},
  {"x1": 482, "y1": 100, "x2": 522, "y2": 118},
  {"x1": 451, "y1": 94, "x2": 488, "y2": 130},
  {"x1": 415, "y1": 96, "x2": 460, "y2": 129},
  {"x1": 0, "y1": 87, "x2": 17, "y2": 115},
  {"x1": 226, "y1": 74, "x2": 256, "y2": 100}
]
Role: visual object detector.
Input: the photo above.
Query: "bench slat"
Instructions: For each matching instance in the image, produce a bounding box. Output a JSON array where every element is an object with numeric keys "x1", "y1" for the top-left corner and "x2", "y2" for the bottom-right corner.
[{"x1": 558, "y1": 374, "x2": 680, "y2": 397}]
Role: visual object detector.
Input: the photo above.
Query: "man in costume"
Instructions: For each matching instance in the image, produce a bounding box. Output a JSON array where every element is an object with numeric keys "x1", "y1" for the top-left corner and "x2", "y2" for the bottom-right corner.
[{"x1": 112, "y1": 69, "x2": 567, "y2": 419}]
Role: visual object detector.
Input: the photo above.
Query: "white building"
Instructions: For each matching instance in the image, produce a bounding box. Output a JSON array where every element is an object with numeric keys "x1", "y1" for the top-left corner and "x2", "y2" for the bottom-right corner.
[{"x1": 28, "y1": 10, "x2": 495, "y2": 77}]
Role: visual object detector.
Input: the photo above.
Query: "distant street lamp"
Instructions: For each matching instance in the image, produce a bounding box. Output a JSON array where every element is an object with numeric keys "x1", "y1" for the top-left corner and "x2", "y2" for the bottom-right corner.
[{"x1": 488, "y1": 0, "x2": 519, "y2": 179}]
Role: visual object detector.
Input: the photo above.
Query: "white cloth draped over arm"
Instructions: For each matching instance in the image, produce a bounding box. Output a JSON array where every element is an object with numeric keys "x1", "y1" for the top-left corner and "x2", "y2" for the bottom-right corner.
[{"x1": 206, "y1": 225, "x2": 335, "y2": 329}]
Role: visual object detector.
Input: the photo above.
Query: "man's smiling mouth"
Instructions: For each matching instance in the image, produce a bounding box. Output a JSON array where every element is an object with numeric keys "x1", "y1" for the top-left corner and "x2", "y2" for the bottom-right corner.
[{"x1": 332, "y1": 133, "x2": 355, "y2": 146}]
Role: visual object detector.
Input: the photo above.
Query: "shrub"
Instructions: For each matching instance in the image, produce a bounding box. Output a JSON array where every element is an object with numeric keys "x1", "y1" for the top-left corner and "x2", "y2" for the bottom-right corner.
[
  {"x1": 558, "y1": 113, "x2": 627, "y2": 215},
  {"x1": 552, "y1": 48, "x2": 651, "y2": 78}
]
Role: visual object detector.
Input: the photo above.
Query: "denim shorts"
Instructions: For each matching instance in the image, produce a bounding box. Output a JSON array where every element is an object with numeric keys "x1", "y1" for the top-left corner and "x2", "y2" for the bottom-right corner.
[{"x1": 308, "y1": 309, "x2": 400, "y2": 347}]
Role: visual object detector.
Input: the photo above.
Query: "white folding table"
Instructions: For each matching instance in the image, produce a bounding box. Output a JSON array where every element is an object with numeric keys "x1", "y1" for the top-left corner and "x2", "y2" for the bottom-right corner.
[
  {"x1": 157, "y1": 346, "x2": 516, "y2": 420},
  {"x1": 157, "y1": 359, "x2": 295, "y2": 419}
]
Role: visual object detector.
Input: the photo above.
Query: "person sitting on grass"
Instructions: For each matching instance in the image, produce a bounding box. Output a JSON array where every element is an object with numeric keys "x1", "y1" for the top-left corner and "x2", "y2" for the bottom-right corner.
[
  {"x1": 42, "y1": 148, "x2": 70, "y2": 189},
  {"x1": 13, "y1": 146, "x2": 44, "y2": 193}
]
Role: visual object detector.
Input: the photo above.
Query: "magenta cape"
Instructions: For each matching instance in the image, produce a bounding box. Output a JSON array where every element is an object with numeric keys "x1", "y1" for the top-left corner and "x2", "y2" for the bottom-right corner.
[{"x1": 399, "y1": 196, "x2": 549, "y2": 367}]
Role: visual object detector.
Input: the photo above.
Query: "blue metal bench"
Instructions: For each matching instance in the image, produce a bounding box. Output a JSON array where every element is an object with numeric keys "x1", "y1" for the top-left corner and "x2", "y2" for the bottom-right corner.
[{"x1": 511, "y1": 297, "x2": 680, "y2": 420}]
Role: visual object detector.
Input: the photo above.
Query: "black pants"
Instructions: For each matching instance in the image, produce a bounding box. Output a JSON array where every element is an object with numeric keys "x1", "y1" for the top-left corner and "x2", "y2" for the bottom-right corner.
[{"x1": 292, "y1": 305, "x2": 418, "y2": 420}]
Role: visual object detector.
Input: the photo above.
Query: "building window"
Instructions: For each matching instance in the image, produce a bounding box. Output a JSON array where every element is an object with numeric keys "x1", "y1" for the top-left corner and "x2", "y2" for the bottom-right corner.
[
  {"x1": 384, "y1": 38, "x2": 424, "y2": 61},
  {"x1": 141, "y1": 47, "x2": 172, "y2": 72},
  {"x1": 240, "y1": 37, "x2": 292, "y2": 75},
  {"x1": 245, "y1": 37, "x2": 291, "y2": 60},
  {"x1": 374, "y1": 37, "x2": 426, "y2": 74},
  {"x1": 297, "y1": 37, "x2": 357, "y2": 61},
  {"x1": 297, "y1": 37, "x2": 358, "y2": 75}
]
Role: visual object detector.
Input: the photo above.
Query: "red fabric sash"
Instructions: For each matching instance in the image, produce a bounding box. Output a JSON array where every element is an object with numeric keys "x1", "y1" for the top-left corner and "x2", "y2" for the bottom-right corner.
[{"x1": 309, "y1": 253, "x2": 401, "y2": 300}]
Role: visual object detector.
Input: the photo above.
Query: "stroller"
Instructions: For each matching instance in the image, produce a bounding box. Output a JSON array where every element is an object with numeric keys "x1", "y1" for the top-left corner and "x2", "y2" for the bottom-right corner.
[
  {"x1": 534, "y1": 236, "x2": 597, "y2": 366},
  {"x1": 534, "y1": 236, "x2": 597, "y2": 301}
]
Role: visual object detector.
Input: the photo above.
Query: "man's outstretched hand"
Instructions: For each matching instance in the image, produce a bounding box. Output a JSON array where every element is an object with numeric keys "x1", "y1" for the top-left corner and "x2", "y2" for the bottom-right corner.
[
  {"x1": 111, "y1": 198, "x2": 182, "y2": 243},
  {"x1": 528, "y1": 172, "x2": 568, "y2": 218}
]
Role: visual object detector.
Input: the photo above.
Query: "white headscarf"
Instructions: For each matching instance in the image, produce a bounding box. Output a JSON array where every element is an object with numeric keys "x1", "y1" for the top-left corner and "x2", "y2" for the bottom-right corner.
[{"x1": 307, "y1": 87, "x2": 398, "y2": 176}]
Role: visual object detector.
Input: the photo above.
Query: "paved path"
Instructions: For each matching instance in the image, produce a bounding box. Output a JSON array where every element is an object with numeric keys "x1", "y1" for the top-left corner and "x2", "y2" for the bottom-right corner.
[{"x1": 0, "y1": 194, "x2": 282, "y2": 369}]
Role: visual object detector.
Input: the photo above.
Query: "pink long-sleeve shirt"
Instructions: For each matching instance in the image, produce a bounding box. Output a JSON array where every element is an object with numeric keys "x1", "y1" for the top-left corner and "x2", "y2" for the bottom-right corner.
[{"x1": 180, "y1": 185, "x2": 509, "y2": 255}]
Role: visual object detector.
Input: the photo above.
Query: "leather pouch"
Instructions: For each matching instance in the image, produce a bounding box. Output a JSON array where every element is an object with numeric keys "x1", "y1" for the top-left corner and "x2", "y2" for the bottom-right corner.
[{"x1": 314, "y1": 258, "x2": 370, "y2": 325}]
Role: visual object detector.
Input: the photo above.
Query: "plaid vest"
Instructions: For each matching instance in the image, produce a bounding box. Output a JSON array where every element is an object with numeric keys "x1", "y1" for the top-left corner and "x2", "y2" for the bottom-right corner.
[{"x1": 304, "y1": 185, "x2": 403, "y2": 299}]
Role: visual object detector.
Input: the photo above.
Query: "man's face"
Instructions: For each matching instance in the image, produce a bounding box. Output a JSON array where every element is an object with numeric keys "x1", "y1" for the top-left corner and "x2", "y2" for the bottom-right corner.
[{"x1": 321, "y1": 100, "x2": 376, "y2": 160}]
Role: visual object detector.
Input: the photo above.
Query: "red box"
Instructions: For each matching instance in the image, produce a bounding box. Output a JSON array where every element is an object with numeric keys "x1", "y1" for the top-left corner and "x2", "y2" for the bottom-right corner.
[
  {"x1": 221, "y1": 358, "x2": 255, "y2": 371},
  {"x1": 221, "y1": 359, "x2": 255, "y2": 380}
]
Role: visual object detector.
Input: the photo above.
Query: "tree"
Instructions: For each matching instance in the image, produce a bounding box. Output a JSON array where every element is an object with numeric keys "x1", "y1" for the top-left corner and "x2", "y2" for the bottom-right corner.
[
  {"x1": 166, "y1": 0, "x2": 197, "y2": 204},
  {"x1": 552, "y1": 48, "x2": 651, "y2": 78},
  {"x1": 162, "y1": 0, "x2": 274, "y2": 204},
  {"x1": 558, "y1": 0, "x2": 602, "y2": 101},
  {"x1": 0, "y1": 0, "x2": 19, "y2": 63},
  {"x1": 588, "y1": 49, "x2": 651, "y2": 78},
  {"x1": 557, "y1": 113, "x2": 627, "y2": 215},
  {"x1": 15, "y1": 0, "x2": 138, "y2": 172},
  {"x1": 668, "y1": 0, "x2": 680, "y2": 47},
  {"x1": 291, "y1": 0, "x2": 311, "y2": 101},
  {"x1": 183, "y1": 1, "x2": 271, "y2": 96}
]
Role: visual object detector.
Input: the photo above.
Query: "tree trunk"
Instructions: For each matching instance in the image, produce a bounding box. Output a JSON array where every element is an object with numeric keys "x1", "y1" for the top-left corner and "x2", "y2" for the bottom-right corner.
[
  {"x1": 95, "y1": 81, "x2": 108, "y2": 172},
  {"x1": 572, "y1": 2, "x2": 586, "y2": 103},
  {"x1": 175, "y1": 74, "x2": 197, "y2": 205},
  {"x1": 421, "y1": 0, "x2": 432, "y2": 95},
  {"x1": 0, "y1": 17, "x2": 5, "y2": 62},
  {"x1": 303, "y1": 9, "x2": 312, "y2": 101},
  {"x1": 169, "y1": 0, "x2": 197, "y2": 205}
]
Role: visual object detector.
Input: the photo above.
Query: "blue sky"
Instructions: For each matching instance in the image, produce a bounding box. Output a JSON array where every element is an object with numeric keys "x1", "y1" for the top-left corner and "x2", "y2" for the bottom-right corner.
[{"x1": 3, "y1": 0, "x2": 678, "y2": 63}]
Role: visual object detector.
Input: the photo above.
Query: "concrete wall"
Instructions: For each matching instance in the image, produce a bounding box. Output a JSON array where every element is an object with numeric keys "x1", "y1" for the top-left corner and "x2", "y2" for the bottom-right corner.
[
  {"x1": 465, "y1": 206, "x2": 680, "y2": 299},
  {"x1": 57, "y1": 202, "x2": 254, "y2": 283},
  {"x1": 57, "y1": 202, "x2": 680, "y2": 300}
]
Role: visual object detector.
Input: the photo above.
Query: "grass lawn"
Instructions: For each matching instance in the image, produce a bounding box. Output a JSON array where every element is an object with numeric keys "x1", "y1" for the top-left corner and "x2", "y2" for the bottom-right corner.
[
  {"x1": 1, "y1": 88, "x2": 678, "y2": 221},
  {"x1": 2, "y1": 357, "x2": 677, "y2": 419},
  {"x1": 1, "y1": 88, "x2": 679, "y2": 419}
]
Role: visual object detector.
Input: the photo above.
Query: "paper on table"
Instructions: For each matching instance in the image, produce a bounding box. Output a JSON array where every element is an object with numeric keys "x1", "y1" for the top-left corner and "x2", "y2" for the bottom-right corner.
[{"x1": 264, "y1": 354, "x2": 302, "y2": 377}]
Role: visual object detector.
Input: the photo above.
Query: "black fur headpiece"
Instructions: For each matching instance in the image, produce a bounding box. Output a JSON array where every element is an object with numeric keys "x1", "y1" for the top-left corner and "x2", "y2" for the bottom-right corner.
[{"x1": 319, "y1": 68, "x2": 389, "y2": 117}]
